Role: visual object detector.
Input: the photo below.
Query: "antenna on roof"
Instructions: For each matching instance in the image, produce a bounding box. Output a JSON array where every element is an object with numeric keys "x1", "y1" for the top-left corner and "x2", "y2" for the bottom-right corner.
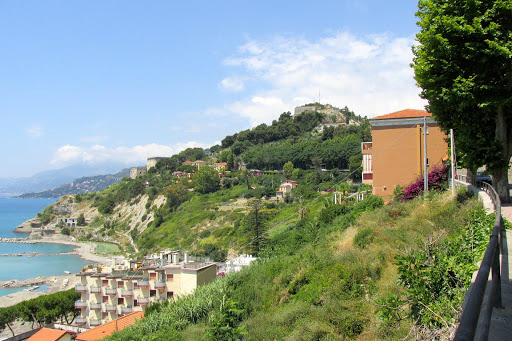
[{"x1": 318, "y1": 90, "x2": 321, "y2": 104}]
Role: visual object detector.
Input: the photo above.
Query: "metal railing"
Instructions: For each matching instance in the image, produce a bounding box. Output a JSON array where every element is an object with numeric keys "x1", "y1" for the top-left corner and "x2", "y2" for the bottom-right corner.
[{"x1": 454, "y1": 177, "x2": 503, "y2": 340}]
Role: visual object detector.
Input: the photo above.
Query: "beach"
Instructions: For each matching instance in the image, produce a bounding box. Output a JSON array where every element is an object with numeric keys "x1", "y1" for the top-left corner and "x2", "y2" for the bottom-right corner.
[{"x1": 0, "y1": 234, "x2": 111, "y2": 308}]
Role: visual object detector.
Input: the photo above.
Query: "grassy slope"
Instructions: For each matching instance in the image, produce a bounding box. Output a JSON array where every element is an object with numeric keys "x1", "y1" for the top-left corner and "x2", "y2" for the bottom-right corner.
[{"x1": 106, "y1": 192, "x2": 486, "y2": 340}]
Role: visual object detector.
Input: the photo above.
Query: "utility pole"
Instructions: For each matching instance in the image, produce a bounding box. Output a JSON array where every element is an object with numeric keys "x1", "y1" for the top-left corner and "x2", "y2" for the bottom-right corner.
[
  {"x1": 450, "y1": 129, "x2": 455, "y2": 195},
  {"x1": 424, "y1": 116, "x2": 429, "y2": 193}
]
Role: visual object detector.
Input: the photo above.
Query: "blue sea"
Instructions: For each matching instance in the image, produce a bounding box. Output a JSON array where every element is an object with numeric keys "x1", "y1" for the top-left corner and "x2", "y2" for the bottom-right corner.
[{"x1": 0, "y1": 197, "x2": 89, "y2": 297}]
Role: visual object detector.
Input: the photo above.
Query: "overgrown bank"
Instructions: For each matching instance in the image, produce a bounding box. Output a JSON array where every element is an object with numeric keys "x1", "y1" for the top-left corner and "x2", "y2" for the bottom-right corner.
[{"x1": 106, "y1": 191, "x2": 492, "y2": 340}]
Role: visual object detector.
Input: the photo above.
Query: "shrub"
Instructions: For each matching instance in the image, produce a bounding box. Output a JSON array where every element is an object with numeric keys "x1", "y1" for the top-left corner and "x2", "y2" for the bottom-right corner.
[
  {"x1": 353, "y1": 228, "x2": 375, "y2": 249},
  {"x1": 398, "y1": 165, "x2": 448, "y2": 202},
  {"x1": 61, "y1": 227, "x2": 71, "y2": 236}
]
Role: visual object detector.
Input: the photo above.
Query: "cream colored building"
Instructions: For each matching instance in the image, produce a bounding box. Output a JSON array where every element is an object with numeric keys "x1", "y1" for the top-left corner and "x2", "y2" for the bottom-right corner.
[{"x1": 75, "y1": 251, "x2": 216, "y2": 328}]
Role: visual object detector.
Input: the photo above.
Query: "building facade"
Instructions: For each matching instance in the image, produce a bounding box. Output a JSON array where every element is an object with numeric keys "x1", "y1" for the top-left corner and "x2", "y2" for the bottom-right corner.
[
  {"x1": 74, "y1": 251, "x2": 216, "y2": 328},
  {"x1": 362, "y1": 109, "x2": 448, "y2": 201}
]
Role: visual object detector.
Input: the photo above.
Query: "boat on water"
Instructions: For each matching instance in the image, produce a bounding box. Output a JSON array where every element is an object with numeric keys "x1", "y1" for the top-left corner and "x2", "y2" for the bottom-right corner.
[
  {"x1": 27, "y1": 286, "x2": 39, "y2": 291},
  {"x1": 64, "y1": 271, "x2": 71, "y2": 274}
]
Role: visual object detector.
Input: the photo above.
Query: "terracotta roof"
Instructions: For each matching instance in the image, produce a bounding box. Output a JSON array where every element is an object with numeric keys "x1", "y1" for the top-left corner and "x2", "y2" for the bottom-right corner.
[
  {"x1": 371, "y1": 109, "x2": 430, "y2": 120},
  {"x1": 27, "y1": 328, "x2": 72, "y2": 341},
  {"x1": 75, "y1": 311, "x2": 145, "y2": 341}
]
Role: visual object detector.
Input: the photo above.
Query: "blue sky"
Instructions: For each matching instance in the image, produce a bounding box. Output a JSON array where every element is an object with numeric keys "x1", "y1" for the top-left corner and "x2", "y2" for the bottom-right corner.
[{"x1": 0, "y1": 1, "x2": 425, "y2": 178}]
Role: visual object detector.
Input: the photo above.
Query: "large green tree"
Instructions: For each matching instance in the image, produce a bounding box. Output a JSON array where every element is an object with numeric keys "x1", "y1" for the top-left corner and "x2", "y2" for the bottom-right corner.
[
  {"x1": 413, "y1": 0, "x2": 512, "y2": 201},
  {"x1": 193, "y1": 166, "x2": 220, "y2": 194}
]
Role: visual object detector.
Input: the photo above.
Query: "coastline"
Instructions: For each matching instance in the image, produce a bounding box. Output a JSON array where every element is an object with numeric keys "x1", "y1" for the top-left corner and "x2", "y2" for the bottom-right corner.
[{"x1": 0, "y1": 234, "x2": 112, "y2": 308}]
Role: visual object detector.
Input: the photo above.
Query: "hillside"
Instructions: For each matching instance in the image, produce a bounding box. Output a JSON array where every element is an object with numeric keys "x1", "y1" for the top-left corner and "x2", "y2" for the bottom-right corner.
[
  {"x1": 22, "y1": 104, "x2": 369, "y2": 257},
  {"x1": 103, "y1": 191, "x2": 493, "y2": 340},
  {"x1": 16, "y1": 169, "x2": 130, "y2": 198}
]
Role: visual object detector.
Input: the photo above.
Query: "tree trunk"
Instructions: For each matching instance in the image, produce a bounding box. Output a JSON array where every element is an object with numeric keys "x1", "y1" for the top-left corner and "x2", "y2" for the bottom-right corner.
[
  {"x1": 467, "y1": 168, "x2": 477, "y2": 185},
  {"x1": 492, "y1": 167, "x2": 510, "y2": 203},
  {"x1": 493, "y1": 105, "x2": 510, "y2": 203}
]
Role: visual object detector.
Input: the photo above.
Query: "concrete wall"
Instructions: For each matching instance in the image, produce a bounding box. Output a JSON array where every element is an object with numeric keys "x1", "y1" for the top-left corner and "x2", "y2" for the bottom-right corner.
[{"x1": 371, "y1": 122, "x2": 448, "y2": 201}]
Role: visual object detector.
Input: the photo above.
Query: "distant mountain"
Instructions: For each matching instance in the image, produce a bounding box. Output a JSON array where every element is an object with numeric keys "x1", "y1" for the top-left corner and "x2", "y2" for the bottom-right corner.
[
  {"x1": 0, "y1": 163, "x2": 129, "y2": 195},
  {"x1": 16, "y1": 168, "x2": 131, "y2": 198}
]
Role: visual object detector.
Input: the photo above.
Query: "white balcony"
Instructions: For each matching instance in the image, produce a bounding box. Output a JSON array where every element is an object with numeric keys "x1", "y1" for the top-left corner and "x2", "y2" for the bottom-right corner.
[
  {"x1": 121, "y1": 290, "x2": 133, "y2": 297},
  {"x1": 137, "y1": 297, "x2": 149, "y2": 305},
  {"x1": 75, "y1": 285, "x2": 87, "y2": 293},
  {"x1": 89, "y1": 319, "x2": 101, "y2": 326},
  {"x1": 121, "y1": 306, "x2": 133, "y2": 314},
  {"x1": 75, "y1": 301, "x2": 87, "y2": 309},
  {"x1": 104, "y1": 304, "x2": 117, "y2": 312},
  {"x1": 75, "y1": 317, "x2": 86, "y2": 325},
  {"x1": 155, "y1": 282, "x2": 166, "y2": 289},
  {"x1": 90, "y1": 286, "x2": 101, "y2": 294},
  {"x1": 137, "y1": 279, "x2": 149, "y2": 287},
  {"x1": 90, "y1": 303, "x2": 101, "y2": 310},
  {"x1": 105, "y1": 288, "x2": 117, "y2": 296}
]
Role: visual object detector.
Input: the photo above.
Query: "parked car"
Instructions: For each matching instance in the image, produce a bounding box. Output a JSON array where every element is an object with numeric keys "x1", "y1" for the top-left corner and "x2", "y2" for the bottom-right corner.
[{"x1": 476, "y1": 171, "x2": 492, "y2": 185}]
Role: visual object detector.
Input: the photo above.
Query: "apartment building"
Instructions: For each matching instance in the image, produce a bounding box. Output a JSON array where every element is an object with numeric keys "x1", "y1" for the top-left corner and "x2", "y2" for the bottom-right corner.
[
  {"x1": 74, "y1": 251, "x2": 216, "y2": 328},
  {"x1": 362, "y1": 109, "x2": 448, "y2": 201}
]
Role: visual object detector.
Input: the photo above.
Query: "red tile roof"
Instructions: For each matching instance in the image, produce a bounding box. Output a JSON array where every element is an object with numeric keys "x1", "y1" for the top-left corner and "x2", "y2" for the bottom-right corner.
[
  {"x1": 27, "y1": 328, "x2": 72, "y2": 341},
  {"x1": 371, "y1": 109, "x2": 430, "y2": 120},
  {"x1": 75, "y1": 312, "x2": 145, "y2": 341}
]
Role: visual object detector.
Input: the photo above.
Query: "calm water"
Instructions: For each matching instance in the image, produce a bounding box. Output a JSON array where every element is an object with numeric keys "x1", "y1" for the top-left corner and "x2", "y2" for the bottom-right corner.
[{"x1": 0, "y1": 197, "x2": 88, "y2": 297}]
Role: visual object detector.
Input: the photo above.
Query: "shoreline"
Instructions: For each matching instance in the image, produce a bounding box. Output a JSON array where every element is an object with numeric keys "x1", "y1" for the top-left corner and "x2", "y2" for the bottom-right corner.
[{"x1": 0, "y1": 235, "x2": 112, "y2": 308}]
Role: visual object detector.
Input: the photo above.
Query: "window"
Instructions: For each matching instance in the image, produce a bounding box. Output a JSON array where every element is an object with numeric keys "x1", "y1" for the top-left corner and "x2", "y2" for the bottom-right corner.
[
  {"x1": 150, "y1": 290, "x2": 156, "y2": 297},
  {"x1": 117, "y1": 281, "x2": 124, "y2": 288},
  {"x1": 167, "y1": 291, "x2": 174, "y2": 298},
  {"x1": 102, "y1": 280, "x2": 109, "y2": 287},
  {"x1": 118, "y1": 297, "x2": 124, "y2": 305},
  {"x1": 102, "y1": 296, "x2": 108, "y2": 303},
  {"x1": 166, "y1": 274, "x2": 174, "y2": 282},
  {"x1": 150, "y1": 272, "x2": 157, "y2": 280},
  {"x1": 134, "y1": 299, "x2": 138, "y2": 307}
]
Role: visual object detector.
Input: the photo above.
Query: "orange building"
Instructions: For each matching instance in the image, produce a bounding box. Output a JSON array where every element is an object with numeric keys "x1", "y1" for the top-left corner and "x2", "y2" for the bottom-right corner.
[{"x1": 362, "y1": 109, "x2": 448, "y2": 201}]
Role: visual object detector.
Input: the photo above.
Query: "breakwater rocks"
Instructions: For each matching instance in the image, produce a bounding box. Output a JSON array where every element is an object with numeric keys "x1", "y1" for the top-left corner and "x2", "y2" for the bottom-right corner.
[
  {"x1": 0, "y1": 238, "x2": 36, "y2": 243},
  {"x1": 0, "y1": 277, "x2": 48, "y2": 288}
]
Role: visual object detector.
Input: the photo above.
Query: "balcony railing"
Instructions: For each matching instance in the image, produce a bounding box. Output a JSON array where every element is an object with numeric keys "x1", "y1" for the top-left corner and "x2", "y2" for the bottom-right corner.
[
  {"x1": 137, "y1": 297, "x2": 149, "y2": 305},
  {"x1": 90, "y1": 286, "x2": 101, "y2": 294},
  {"x1": 155, "y1": 281, "x2": 166, "y2": 289},
  {"x1": 137, "y1": 279, "x2": 149, "y2": 287},
  {"x1": 75, "y1": 285, "x2": 87, "y2": 292},
  {"x1": 104, "y1": 304, "x2": 117, "y2": 312},
  {"x1": 121, "y1": 290, "x2": 133, "y2": 296},
  {"x1": 105, "y1": 288, "x2": 117, "y2": 296},
  {"x1": 121, "y1": 306, "x2": 133, "y2": 314},
  {"x1": 75, "y1": 317, "x2": 86, "y2": 325},
  {"x1": 75, "y1": 301, "x2": 87, "y2": 308},
  {"x1": 90, "y1": 303, "x2": 101, "y2": 310},
  {"x1": 89, "y1": 319, "x2": 101, "y2": 326}
]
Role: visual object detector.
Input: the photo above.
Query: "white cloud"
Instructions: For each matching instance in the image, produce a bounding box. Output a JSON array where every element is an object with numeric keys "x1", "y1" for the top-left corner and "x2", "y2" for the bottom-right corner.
[
  {"x1": 26, "y1": 124, "x2": 44, "y2": 138},
  {"x1": 218, "y1": 31, "x2": 426, "y2": 124},
  {"x1": 50, "y1": 141, "x2": 211, "y2": 167},
  {"x1": 219, "y1": 77, "x2": 245, "y2": 92}
]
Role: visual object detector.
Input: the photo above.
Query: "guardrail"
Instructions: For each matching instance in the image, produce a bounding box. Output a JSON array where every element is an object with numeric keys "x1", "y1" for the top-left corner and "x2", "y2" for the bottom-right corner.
[{"x1": 453, "y1": 177, "x2": 503, "y2": 340}]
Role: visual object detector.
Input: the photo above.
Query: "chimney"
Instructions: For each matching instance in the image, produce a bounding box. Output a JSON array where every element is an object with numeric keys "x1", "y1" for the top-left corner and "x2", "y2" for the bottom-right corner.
[
  {"x1": 184, "y1": 251, "x2": 189, "y2": 263},
  {"x1": 172, "y1": 252, "x2": 178, "y2": 265}
]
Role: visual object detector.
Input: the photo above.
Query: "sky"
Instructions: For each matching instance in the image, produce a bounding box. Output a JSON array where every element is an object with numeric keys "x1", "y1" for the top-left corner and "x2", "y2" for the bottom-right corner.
[{"x1": 0, "y1": 1, "x2": 426, "y2": 178}]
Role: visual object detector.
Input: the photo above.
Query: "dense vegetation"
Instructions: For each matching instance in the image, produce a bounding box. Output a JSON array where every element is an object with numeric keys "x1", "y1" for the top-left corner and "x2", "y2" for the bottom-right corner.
[
  {"x1": 105, "y1": 188, "x2": 491, "y2": 340},
  {"x1": 0, "y1": 289, "x2": 79, "y2": 336}
]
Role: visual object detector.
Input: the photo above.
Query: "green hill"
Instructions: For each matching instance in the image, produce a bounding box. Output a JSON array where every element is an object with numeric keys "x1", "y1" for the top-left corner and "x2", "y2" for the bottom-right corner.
[{"x1": 104, "y1": 191, "x2": 493, "y2": 340}]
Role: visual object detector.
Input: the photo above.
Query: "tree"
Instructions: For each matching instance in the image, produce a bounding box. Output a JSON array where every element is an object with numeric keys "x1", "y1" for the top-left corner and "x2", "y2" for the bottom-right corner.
[
  {"x1": 77, "y1": 213, "x2": 85, "y2": 226},
  {"x1": 247, "y1": 199, "x2": 264, "y2": 255},
  {"x1": 412, "y1": 0, "x2": 512, "y2": 201},
  {"x1": 193, "y1": 167, "x2": 220, "y2": 194},
  {"x1": 283, "y1": 161, "x2": 294, "y2": 178}
]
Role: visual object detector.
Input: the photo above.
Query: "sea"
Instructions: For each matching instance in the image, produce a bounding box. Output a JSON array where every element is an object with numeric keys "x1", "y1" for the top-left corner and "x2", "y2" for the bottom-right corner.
[{"x1": 0, "y1": 197, "x2": 89, "y2": 297}]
